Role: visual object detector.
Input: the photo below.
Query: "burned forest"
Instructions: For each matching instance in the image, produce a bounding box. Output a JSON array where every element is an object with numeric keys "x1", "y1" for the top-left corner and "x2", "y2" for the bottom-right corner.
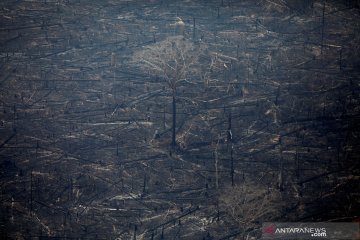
[{"x1": 1, "y1": 0, "x2": 360, "y2": 239}]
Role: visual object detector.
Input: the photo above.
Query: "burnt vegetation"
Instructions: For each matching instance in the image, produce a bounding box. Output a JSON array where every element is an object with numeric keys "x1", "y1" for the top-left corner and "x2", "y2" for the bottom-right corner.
[{"x1": 0, "y1": 0, "x2": 359, "y2": 239}]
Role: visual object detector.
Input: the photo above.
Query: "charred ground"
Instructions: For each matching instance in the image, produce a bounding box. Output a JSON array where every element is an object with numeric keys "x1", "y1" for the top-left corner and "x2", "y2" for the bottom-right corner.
[{"x1": 0, "y1": 0, "x2": 359, "y2": 239}]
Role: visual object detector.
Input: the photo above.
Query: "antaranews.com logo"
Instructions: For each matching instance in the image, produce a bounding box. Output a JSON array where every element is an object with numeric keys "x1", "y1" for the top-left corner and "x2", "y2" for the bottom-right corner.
[
  {"x1": 263, "y1": 224, "x2": 327, "y2": 237},
  {"x1": 261, "y1": 222, "x2": 359, "y2": 240}
]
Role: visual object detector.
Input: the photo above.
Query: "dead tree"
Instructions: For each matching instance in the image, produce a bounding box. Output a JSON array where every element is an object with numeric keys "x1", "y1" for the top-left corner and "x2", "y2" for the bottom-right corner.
[{"x1": 132, "y1": 36, "x2": 207, "y2": 147}]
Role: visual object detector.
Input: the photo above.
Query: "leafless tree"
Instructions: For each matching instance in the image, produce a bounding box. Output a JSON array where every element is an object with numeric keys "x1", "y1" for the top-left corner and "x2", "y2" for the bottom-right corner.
[
  {"x1": 219, "y1": 180, "x2": 283, "y2": 238},
  {"x1": 132, "y1": 36, "x2": 207, "y2": 146}
]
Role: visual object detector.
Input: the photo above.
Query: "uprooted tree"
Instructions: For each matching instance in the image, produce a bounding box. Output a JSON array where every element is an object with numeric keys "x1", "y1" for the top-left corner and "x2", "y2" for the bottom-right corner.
[{"x1": 132, "y1": 36, "x2": 208, "y2": 147}]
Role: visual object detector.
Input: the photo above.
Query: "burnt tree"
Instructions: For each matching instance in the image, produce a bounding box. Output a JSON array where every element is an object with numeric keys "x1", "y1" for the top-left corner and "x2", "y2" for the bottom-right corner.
[{"x1": 132, "y1": 36, "x2": 207, "y2": 147}]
